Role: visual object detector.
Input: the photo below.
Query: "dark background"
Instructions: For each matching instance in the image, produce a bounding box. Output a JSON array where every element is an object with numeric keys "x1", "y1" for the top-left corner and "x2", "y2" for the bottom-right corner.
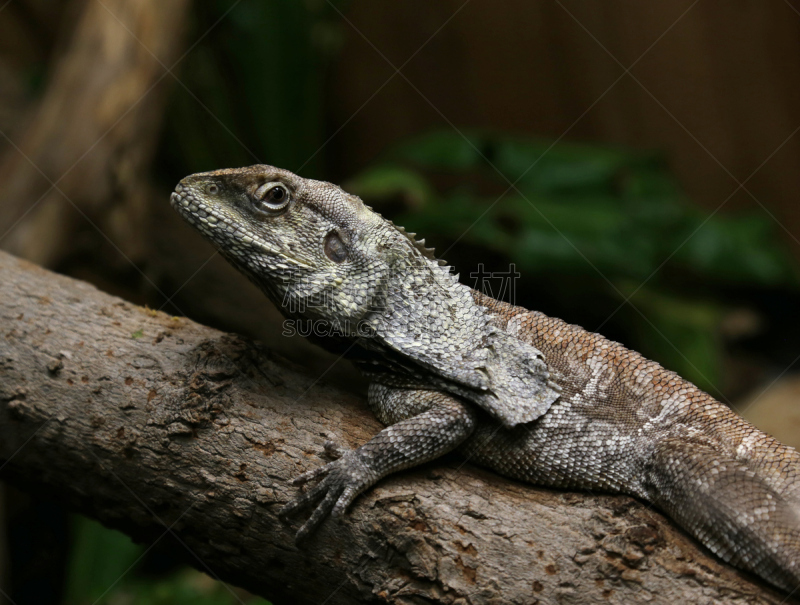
[{"x1": 1, "y1": 1, "x2": 800, "y2": 603}]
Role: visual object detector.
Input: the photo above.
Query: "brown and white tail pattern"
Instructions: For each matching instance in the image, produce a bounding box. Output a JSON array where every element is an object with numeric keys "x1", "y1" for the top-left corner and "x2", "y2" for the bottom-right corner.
[{"x1": 644, "y1": 433, "x2": 800, "y2": 593}]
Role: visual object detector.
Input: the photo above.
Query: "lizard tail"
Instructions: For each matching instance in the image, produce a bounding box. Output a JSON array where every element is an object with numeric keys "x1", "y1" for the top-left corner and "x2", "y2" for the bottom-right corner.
[{"x1": 644, "y1": 435, "x2": 800, "y2": 593}]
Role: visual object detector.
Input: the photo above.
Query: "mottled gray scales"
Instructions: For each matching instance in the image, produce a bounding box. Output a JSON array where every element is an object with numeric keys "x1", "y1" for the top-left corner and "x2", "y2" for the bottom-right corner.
[
  {"x1": 470, "y1": 292, "x2": 800, "y2": 591},
  {"x1": 171, "y1": 164, "x2": 800, "y2": 593}
]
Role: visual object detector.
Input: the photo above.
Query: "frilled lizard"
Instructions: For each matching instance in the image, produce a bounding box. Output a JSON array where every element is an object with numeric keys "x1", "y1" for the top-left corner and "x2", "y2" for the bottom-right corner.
[{"x1": 171, "y1": 165, "x2": 800, "y2": 593}]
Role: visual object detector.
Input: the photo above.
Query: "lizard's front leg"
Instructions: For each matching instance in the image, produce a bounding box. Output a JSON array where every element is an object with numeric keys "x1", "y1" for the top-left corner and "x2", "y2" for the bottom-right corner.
[{"x1": 279, "y1": 385, "x2": 477, "y2": 542}]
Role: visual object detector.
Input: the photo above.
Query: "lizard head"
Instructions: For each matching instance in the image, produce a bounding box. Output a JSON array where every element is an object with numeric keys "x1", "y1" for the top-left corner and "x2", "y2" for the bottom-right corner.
[{"x1": 170, "y1": 164, "x2": 422, "y2": 327}]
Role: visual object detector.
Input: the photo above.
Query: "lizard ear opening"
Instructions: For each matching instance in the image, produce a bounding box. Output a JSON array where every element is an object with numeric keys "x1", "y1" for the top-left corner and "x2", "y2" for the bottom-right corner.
[{"x1": 324, "y1": 231, "x2": 348, "y2": 263}]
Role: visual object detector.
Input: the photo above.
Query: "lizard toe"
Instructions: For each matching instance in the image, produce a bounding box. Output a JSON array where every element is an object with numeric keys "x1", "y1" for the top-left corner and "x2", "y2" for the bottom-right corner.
[
  {"x1": 323, "y1": 440, "x2": 347, "y2": 460},
  {"x1": 291, "y1": 462, "x2": 332, "y2": 486},
  {"x1": 331, "y1": 485, "x2": 359, "y2": 518},
  {"x1": 279, "y1": 474, "x2": 329, "y2": 518},
  {"x1": 295, "y1": 488, "x2": 342, "y2": 543}
]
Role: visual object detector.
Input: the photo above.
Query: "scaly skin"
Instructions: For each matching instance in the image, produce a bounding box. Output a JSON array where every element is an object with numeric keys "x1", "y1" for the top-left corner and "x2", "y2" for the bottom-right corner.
[{"x1": 171, "y1": 164, "x2": 800, "y2": 593}]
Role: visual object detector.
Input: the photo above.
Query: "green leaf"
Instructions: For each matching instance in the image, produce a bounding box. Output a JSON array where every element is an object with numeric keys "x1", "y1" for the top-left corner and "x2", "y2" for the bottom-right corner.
[
  {"x1": 344, "y1": 165, "x2": 435, "y2": 208},
  {"x1": 674, "y1": 214, "x2": 797, "y2": 285},
  {"x1": 619, "y1": 283, "x2": 724, "y2": 392},
  {"x1": 492, "y1": 137, "x2": 635, "y2": 193},
  {"x1": 109, "y1": 568, "x2": 272, "y2": 605},
  {"x1": 64, "y1": 516, "x2": 144, "y2": 605},
  {"x1": 389, "y1": 130, "x2": 486, "y2": 171},
  {"x1": 65, "y1": 517, "x2": 272, "y2": 605}
]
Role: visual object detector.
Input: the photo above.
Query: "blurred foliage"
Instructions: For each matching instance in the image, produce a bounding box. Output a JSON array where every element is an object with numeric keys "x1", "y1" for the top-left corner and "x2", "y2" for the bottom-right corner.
[
  {"x1": 157, "y1": 0, "x2": 346, "y2": 180},
  {"x1": 64, "y1": 516, "x2": 142, "y2": 604},
  {"x1": 347, "y1": 130, "x2": 799, "y2": 391},
  {"x1": 64, "y1": 516, "x2": 270, "y2": 605}
]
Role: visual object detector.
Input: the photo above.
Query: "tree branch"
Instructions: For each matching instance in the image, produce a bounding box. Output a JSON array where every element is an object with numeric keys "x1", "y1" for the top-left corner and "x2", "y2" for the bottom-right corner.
[{"x1": 0, "y1": 250, "x2": 791, "y2": 604}]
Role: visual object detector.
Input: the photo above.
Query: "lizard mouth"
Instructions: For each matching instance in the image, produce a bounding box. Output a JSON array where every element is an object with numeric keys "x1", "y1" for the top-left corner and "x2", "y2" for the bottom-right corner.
[
  {"x1": 170, "y1": 187, "x2": 279, "y2": 254},
  {"x1": 169, "y1": 187, "x2": 312, "y2": 268}
]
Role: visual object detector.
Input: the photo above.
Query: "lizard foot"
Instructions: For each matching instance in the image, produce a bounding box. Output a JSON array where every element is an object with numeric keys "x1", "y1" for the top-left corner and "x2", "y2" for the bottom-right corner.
[{"x1": 278, "y1": 447, "x2": 376, "y2": 543}]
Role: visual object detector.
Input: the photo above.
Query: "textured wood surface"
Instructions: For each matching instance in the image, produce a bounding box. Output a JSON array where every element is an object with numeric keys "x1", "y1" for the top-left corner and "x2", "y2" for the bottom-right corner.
[{"x1": 0, "y1": 250, "x2": 793, "y2": 604}]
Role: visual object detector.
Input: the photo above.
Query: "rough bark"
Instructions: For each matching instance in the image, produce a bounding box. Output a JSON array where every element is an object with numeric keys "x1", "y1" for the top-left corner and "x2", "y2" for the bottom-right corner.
[{"x1": 0, "y1": 250, "x2": 794, "y2": 605}]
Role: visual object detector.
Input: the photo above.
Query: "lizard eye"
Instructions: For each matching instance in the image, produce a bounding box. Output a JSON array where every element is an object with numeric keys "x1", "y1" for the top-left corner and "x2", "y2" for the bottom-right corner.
[
  {"x1": 253, "y1": 182, "x2": 290, "y2": 213},
  {"x1": 324, "y1": 231, "x2": 348, "y2": 263}
]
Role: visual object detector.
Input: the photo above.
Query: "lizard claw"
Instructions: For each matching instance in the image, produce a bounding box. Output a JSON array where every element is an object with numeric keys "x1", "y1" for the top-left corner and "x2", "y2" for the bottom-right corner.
[{"x1": 279, "y1": 448, "x2": 377, "y2": 544}]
